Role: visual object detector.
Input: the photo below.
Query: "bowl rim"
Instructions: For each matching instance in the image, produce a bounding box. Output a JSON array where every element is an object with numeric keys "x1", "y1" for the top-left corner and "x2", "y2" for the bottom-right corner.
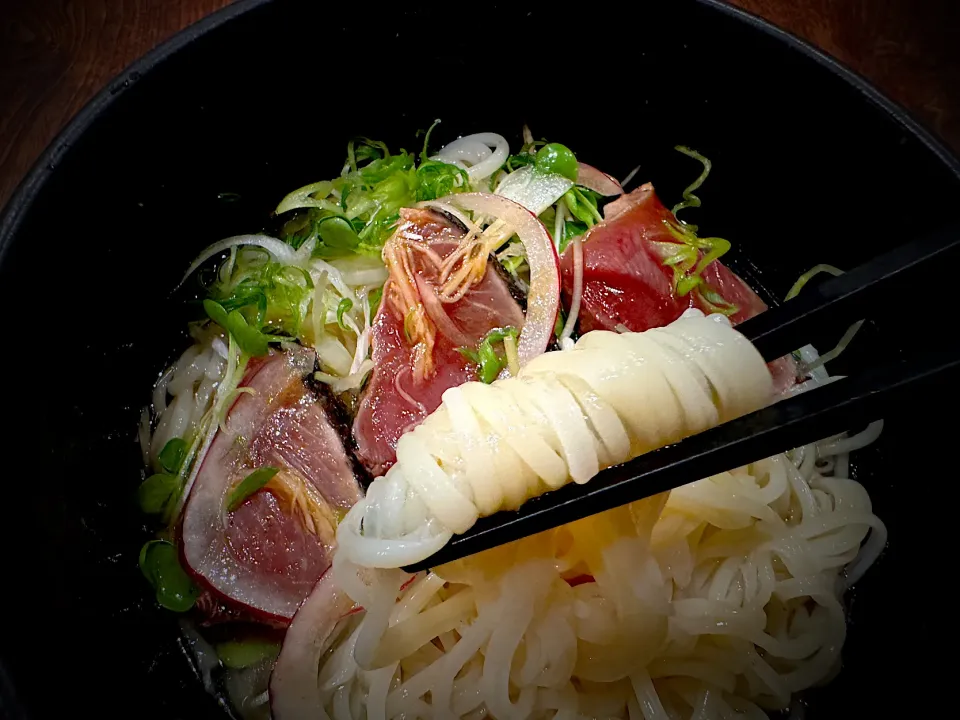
[
  {"x1": 1, "y1": 0, "x2": 959, "y2": 268},
  {"x1": 0, "y1": 0, "x2": 958, "y2": 716}
]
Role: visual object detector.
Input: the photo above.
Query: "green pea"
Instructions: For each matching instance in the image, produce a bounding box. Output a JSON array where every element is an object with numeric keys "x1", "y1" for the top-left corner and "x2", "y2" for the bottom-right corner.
[{"x1": 535, "y1": 143, "x2": 578, "y2": 181}]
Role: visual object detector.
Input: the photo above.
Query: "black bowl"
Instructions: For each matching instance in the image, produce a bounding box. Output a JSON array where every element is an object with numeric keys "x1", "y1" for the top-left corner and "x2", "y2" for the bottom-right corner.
[{"x1": 1, "y1": 1, "x2": 958, "y2": 717}]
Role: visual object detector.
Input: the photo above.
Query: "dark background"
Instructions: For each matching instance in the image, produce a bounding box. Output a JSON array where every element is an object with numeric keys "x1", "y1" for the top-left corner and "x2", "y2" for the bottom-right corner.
[{"x1": 2, "y1": 0, "x2": 959, "y2": 211}]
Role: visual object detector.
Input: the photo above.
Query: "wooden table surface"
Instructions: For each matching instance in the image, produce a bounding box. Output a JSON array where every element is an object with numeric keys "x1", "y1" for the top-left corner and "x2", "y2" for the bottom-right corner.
[{"x1": 1, "y1": 0, "x2": 958, "y2": 212}]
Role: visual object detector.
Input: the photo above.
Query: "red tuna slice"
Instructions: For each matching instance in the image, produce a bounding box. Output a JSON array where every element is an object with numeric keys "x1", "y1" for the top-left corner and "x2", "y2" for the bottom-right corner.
[
  {"x1": 562, "y1": 183, "x2": 795, "y2": 390},
  {"x1": 182, "y1": 346, "x2": 364, "y2": 623},
  {"x1": 353, "y1": 208, "x2": 524, "y2": 477}
]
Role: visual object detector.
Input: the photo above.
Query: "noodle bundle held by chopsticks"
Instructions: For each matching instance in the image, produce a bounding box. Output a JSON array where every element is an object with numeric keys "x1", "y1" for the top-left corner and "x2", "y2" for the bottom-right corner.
[{"x1": 337, "y1": 309, "x2": 774, "y2": 569}]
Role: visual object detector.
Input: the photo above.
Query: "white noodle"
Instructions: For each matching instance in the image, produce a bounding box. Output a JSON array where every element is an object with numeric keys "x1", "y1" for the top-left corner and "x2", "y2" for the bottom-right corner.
[
  {"x1": 818, "y1": 420, "x2": 884, "y2": 457},
  {"x1": 315, "y1": 432, "x2": 884, "y2": 719},
  {"x1": 302, "y1": 311, "x2": 887, "y2": 720}
]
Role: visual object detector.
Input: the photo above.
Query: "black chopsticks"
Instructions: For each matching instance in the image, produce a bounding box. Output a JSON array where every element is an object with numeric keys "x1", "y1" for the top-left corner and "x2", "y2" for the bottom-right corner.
[
  {"x1": 740, "y1": 222, "x2": 960, "y2": 362},
  {"x1": 402, "y1": 225, "x2": 960, "y2": 573}
]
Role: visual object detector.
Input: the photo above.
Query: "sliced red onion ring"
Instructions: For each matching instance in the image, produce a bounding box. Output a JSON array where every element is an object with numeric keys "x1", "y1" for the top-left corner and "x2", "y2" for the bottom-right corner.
[
  {"x1": 446, "y1": 193, "x2": 559, "y2": 366},
  {"x1": 269, "y1": 569, "x2": 357, "y2": 719},
  {"x1": 495, "y1": 166, "x2": 573, "y2": 215},
  {"x1": 577, "y1": 163, "x2": 623, "y2": 196},
  {"x1": 414, "y1": 273, "x2": 472, "y2": 347}
]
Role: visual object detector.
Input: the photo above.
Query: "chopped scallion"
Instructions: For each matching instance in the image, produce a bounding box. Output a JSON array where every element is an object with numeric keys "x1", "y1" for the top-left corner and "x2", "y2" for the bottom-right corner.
[
  {"x1": 336, "y1": 298, "x2": 353, "y2": 330},
  {"x1": 671, "y1": 145, "x2": 712, "y2": 231},
  {"x1": 227, "y1": 467, "x2": 280, "y2": 512}
]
